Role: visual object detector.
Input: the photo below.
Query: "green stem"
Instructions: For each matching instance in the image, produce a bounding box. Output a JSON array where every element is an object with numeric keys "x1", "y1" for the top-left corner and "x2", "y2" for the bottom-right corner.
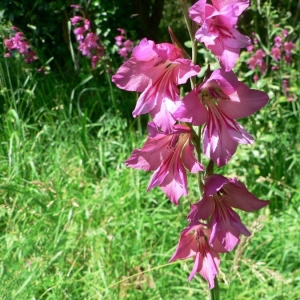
[
  {"x1": 179, "y1": 0, "x2": 198, "y2": 87},
  {"x1": 209, "y1": 277, "x2": 220, "y2": 300},
  {"x1": 196, "y1": 125, "x2": 204, "y2": 195}
]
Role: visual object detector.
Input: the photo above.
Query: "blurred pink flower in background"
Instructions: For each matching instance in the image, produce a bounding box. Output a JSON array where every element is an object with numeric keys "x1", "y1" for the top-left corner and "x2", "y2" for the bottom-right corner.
[
  {"x1": 4, "y1": 28, "x2": 37, "y2": 63},
  {"x1": 274, "y1": 35, "x2": 282, "y2": 47},
  {"x1": 114, "y1": 28, "x2": 134, "y2": 59},
  {"x1": 270, "y1": 47, "x2": 281, "y2": 61},
  {"x1": 71, "y1": 5, "x2": 105, "y2": 68}
]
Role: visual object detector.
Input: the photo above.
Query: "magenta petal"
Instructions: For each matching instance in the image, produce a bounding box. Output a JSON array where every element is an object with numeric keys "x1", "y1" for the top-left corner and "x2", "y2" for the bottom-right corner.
[
  {"x1": 226, "y1": 118, "x2": 254, "y2": 145},
  {"x1": 224, "y1": 180, "x2": 270, "y2": 211},
  {"x1": 205, "y1": 69, "x2": 240, "y2": 95},
  {"x1": 190, "y1": 249, "x2": 219, "y2": 290},
  {"x1": 173, "y1": 89, "x2": 208, "y2": 125},
  {"x1": 158, "y1": 161, "x2": 188, "y2": 205},
  {"x1": 125, "y1": 135, "x2": 170, "y2": 171},
  {"x1": 149, "y1": 97, "x2": 179, "y2": 133},
  {"x1": 176, "y1": 58, "x2": 201, "y2": 84},
  {"x1": 222, "y1": 28, "x2": 251, "y2": 49},
  {"x1": 112, "y1": 57, "x2": 167, "y2": 93},
  {"x1": 189, "y1": 0, "x2": 208, "y2": 24},
  {"x1": 204, "y1": 174, "x2": 230, "y2": 195},
  {"x1": 147, "y1": 121, "x2": 159, "y2": 138},
  {"x1": 219, "y1": 82, "x2": 269, "y2": 119},
  {"x1": 203, "y1": 110, "x2": 238, "y2": 167},
  {"x1": 147, "y1": 154, "x2": 173, "y2": 191},
  {"x1": 169, "y1": 232, "x2": 197, "y2": 262},
  {"x1": 195, "y1": 20, "x2": 218, "y2": 45},
  {"x1": 209, "y1": 203, "x2": 250, "y2": 251},
  {"x1": 188, "y1": 195, "x2": 215, "y2": 221},
  {"x1": 132, "y1": 38, "x2": 157, "y2": 61},
  {"x1": 182, "y1": 140, "x2": 205, "y2": 173},
  {"x1": 208, "y1": 39, "x2": 240, "y2": 72},
  {"x1": 212, "y1": 0, "x2": 249, "y2": 16}
]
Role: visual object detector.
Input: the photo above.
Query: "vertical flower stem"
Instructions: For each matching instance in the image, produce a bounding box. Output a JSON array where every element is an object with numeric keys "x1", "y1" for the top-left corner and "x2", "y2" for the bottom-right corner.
[
  {"x1": 209, "y1": 277, "x2": 220, "y2": 300},
  {"x1": 179, "y1": 0, "x2": 198, "y2": 88},
  {"x1": 179, "y1": 0, "x2": 198, "y2": 65},
  {"x1": 196, "y1": 125, "x2": 204, "y2": 195},
  {"x1": 180, "y1": 0, "x2": 203, "y2": 196}
]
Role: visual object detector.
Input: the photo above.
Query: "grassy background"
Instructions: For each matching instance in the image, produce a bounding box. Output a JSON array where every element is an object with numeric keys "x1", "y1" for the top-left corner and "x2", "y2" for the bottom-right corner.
[{"x1": 1, "y1": 1, "x2": 300, "y2": 299}]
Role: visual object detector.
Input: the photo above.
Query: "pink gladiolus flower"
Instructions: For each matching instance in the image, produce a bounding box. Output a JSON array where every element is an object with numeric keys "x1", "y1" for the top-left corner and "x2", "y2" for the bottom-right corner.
[
  {"x1": 74, "y1": 26, "x2": 87, "y2": 41},
  {"x1": 270, "y1": 47, "x2": 281, "y2": 61},
  {"x1": 189, "y1": 0, "x2": 251, "y2": 71},
  {"x1": 125, "y1": 122, "x2": 204, "y2": 205},
  {"x1": 71, "y1": 16, "x2": 83, "y2": 25},
  {"x1": 84, "y1": 19, "x2": 90, "y2": 31},
  {"x1": 247, "y1": 56, "x2": 256, "y2": 70},
  {"x1": 188, "y1": 174, "x2": 269, "y2": 251},
  {"x1": 254, "y1": 49, "x2": 266, "y2": 65},
  {"x1": 115, "y1": 35, "x2": 124, "y2": 46},
  {"x1": 112, "y1": 38, "x2": 200, "y2": 132},
  {"x1": 174, "y1": 69, "x2": 269, "y2": 166},
  {"x1": 246, "y1": 45, "x2": 254, "y2": 53},
  {"x1": 118, "y1": 47, "x2": 128, "y2": 58},
  {"x1": 84, "y1": 32, "x2": 99, "y2": 48},
  {"x1": 169, "y1": 221, "x2": 226, "y2": 289},
  {"x1": 274, "y1": 35, "x2": 282, "y2": 48},
  {"x1": 282, "y1": 29, "x2": 289, "y2": 37},
  {"x1": 70, "y1": 4, "x2": 81, "y2": 9},
  {"x1": 4, "y1": 28, "x2": 37, "y2": 63},
  {"x1": 123, "y1": 39, "x2": 134, "y2": 52},
  {"x1": 117, "y1": 28, "x2": 126, "y2": 35},
  {"x1": 284, "y1": 41, "x2": 295, "y2": 55}
]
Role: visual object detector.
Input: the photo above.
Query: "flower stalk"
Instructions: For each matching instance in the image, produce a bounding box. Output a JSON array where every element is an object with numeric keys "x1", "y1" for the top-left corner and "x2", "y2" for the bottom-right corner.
[{"x1": 112, "y1": 0, "x2": 270, "y2": 296}]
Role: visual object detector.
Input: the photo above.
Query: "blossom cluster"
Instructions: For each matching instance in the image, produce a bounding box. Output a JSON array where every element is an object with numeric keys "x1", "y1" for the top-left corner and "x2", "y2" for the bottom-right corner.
[
  {"x1": 113, "y1": 0, "x2": 269, "y2": 289},
  {"x1": 70, "y1": 5, "x2": 105, "y2": 69},
  {"x1": 4, "y1": 27, "x2": 38, "y2": 63},
  {"x1": 247, "y1": 30, "x2": 296, "y2": 77},
  {"x1": 115, "y1": 28, "x2": 134, "y2": 60}
]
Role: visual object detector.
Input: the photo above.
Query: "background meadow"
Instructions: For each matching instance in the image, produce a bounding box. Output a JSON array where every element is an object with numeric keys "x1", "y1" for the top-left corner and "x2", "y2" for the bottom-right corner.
[{"x1": 0, "y1": 0, "x2": 300, "y2": 299}]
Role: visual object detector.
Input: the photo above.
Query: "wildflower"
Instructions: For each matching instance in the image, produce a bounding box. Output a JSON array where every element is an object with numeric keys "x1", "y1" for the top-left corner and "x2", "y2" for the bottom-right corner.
[
  {"x1": 118, "y1": 47, "x2": 128, "y2": 58},
  {"x1": 70, "y1": 10, "x2": 105, "y2": 68},
  {"x1": 4, "y1": 28, "x2": 37, "y2": 63},
  {"x1": 283, "y1": 41, "x2": 295, "y2": 56},
  {"x1": 247, "y1": 49, "x2": 267, "y2": 74},
  {"x1": 117, "y1": 27, "x2": 126, "y2": 35},
  {"x1": 247, "y1": 45, "x2": 254, "y2": 53},
  {"x1": 112, "y1": 38, "x2": 200, "y2": 132},
  {"x1": 188, "y1": 174, "x2": 269, "y2": 251},
  {"x1": 125, "y1": 122, "x2": 204, "y2": 205},
  {"x1": 115, "y1": 35, "x2": 124, "y2": 47},
  {"x1": 270, "y1": 47, "x2": 281, "y2": 61},
  {"x1": 123, "y1": 39, "x2": 134, "y2": 52},
  {"x1": 70, "y1": 16, "x2": 83, "y2": 26},
  {"x1": 282, "y1": 29, "x2": 289, "y2": 37},
  {"x1": 189, "y1": 0, "x2": 251, "y2": 71},
  {"x1": 274, "y1": 35, "x2": 282, "y2": 48},
  {"x1": 70, "y1": 4, "x2": 81, "y2": 9},
  {"x1": 282, "y1": 79, "x2": 296, "y2": 102},
  {"x1": 169, "y1": 221, "x2": 226, "y2": 288},
  {"x1": 174, "y1": 69, "x2": 268, "y2": 166}
]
